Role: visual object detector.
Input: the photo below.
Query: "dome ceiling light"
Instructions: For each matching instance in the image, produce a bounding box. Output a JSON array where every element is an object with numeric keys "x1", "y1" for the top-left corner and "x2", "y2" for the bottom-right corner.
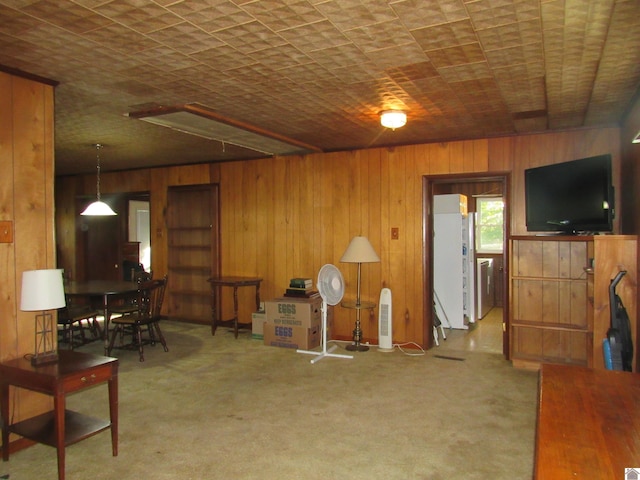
[{"x1": 380, "y1": 110, "x2": 407, "y2": 130}]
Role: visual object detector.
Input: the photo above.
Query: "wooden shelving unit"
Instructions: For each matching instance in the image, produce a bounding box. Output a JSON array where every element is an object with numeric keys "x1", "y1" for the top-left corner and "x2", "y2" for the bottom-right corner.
[
  {"x1": 166, "y1": 185, "x2": 220, "y2": 324},
  {"x1": 509, "y1": 235, "x2": 637, "y2": 371}
]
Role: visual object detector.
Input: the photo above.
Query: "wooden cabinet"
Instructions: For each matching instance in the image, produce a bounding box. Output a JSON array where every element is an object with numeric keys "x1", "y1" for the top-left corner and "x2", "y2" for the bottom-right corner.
[
  {"x1": 121, "y1": 242, "x2": 139, "y2": 265},
  {"x1": 166, "y1": 185, "x2": 220, "y2": 323},
  {"x1": 509, "y1": 235, "x2": 637, "y2": 370}
]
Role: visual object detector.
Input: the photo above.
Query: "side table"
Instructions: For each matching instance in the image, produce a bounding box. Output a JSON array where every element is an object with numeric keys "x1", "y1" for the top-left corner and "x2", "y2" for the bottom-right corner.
[
  {"x1": 341, "y1": 300, "x2": 376, "y2": 351},
  {"x1": 0, "y1": 350, "x2": 118, "y2": 480},
  {"x1": 208, "y1": 276, "x2": 262, "y2": 338}
]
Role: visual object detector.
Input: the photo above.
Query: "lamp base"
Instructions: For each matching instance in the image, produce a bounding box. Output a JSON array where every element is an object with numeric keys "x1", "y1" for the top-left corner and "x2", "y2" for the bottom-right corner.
[
  {"x1": 31, "y1": 352, "x2": 58, "y2": 366},
  {"x1": 346, "y1": 343, "x2": 369, "y2": 352}
]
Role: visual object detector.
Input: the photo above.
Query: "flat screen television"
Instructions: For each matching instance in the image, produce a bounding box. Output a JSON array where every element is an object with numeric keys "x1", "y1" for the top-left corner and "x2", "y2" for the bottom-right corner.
[{"x1": 524, "y1": 154, "x2": 614, "y2": 234}]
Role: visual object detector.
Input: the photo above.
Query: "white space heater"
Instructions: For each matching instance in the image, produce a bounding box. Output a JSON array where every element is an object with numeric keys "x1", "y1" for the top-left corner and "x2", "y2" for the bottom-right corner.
[{"x1": 378, "y1": 287, "x2": 393, "y2": 352}]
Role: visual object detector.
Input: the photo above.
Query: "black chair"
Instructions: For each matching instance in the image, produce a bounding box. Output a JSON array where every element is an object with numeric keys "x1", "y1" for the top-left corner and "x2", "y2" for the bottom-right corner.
[{"x1": 107, "y1": 275, "x2": 168, "y2": 362}]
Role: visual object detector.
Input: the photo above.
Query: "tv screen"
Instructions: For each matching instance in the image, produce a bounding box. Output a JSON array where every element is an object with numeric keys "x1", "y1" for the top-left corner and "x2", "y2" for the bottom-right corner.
[{"x1": 525, "y1": 154, "x2": 614, "y2": 234}]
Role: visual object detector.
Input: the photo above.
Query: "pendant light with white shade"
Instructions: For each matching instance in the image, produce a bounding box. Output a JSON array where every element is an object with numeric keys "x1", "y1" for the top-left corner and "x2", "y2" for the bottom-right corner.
[{"x1": 81, "y1": 143, "x2": 117, "y2": 216}]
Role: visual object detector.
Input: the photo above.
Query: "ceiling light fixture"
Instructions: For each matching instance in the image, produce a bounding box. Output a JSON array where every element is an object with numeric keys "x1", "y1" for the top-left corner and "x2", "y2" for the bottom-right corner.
[
  {"x1": 380, "y1": 110, "x2": 407, "y2": 130},
  {"x1": 128, "y1": 103, "x2": 322, "y2": 156},
  {"x1": 632, "y1": 131, "x2": 640, "y2": 144},
  {"x1": 81, "y1": 144, "x2": 117, "y2": 216}
]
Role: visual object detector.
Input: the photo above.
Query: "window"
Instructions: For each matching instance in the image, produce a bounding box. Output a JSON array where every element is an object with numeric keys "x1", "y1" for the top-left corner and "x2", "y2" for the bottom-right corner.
[{"x1": 476, "y1": 197, "x2": 504, "y2": 253}]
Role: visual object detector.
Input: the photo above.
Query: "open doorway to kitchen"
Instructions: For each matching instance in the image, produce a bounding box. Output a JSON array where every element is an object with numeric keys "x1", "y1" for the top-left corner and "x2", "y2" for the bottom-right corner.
[
  {"x1": 76, "y1": 192, "x2": 150, "y2": 281},
  {"x1": 423, "y1": 173, "x2": 510, "y2": 357},
  {"x1": 128, "y1": 199, "x2": 151, "y2": 272}
]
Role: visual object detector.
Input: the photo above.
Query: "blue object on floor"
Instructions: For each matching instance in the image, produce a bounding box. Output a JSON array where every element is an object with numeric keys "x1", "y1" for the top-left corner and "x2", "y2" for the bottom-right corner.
[{"x1": 603, "y1": 338, "x2": 613, "y2": 370}]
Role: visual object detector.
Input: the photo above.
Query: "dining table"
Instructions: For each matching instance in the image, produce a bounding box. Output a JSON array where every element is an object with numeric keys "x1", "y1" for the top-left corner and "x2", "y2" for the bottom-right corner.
[{"x1": 65, "y1": 280, "x2": 140, "y2": 354}]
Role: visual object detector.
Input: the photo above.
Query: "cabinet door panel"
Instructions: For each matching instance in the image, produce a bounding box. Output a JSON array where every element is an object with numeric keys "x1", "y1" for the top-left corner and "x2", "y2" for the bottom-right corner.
[
  {"x1": 513, "y1": 279, "x2": 543, "y2": 322},
  {"x1": 569, "y1": 281, "x2": 588, "y2": 328},
  {"x1": 514, "y1": 241, "x2": 543, "y2": 277},
  {"x1": 541, "y1": 280, "x2": 560, "y2": 324},
  {"x1": 513, "y1": 326, "x2": 543, "y2": 358}
]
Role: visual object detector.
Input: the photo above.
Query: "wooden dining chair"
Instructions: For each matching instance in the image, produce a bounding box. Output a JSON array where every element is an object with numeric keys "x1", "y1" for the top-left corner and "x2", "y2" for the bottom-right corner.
[
  {"x1": 58, "y1": 303, "x2": 102, "y2": 349},
  {"x1": 109, "y1": 270, "x2": 153, "y2": 318},
  {"x1": 107, "y1": 275, "x2": 168, "y2": 362}
]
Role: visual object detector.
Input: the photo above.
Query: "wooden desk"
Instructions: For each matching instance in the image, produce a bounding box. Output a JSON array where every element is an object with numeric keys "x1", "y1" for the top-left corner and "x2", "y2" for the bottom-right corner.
[
  {"x1": 535, "y1": 363, "x2": 640, "y2": 479},
  {"x1": 0, "y1": 350, "x2": 118, "y2": 480},
  {"x1": 66, "y1": 280, "x2": 139, "y2": 354},
  {"x1": 208, "y1": 276, "x2": 262, "y2": 338}
]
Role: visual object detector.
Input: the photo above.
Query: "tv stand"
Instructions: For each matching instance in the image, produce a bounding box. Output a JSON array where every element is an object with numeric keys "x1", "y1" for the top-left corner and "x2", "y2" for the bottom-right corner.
[{"x1": 509, "y1": 235, "x2": 637, "y2": 371}]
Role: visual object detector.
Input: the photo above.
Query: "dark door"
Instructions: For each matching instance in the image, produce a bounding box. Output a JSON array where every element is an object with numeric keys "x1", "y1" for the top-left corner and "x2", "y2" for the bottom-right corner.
[{"x1": 83, "y1": 215, "x2": 120, "y2": 280}]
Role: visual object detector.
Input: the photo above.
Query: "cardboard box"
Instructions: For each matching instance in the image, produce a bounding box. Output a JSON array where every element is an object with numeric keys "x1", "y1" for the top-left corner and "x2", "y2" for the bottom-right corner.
[
  {"x1": 252, "y1": 311, "x2": 266, "y2": 339},
  {"x1": 265, "y1": 296, "x2": 323, "y2": 328},
  {"x1": 263, "y1": 323, "x2": 321, "y2": 350}
]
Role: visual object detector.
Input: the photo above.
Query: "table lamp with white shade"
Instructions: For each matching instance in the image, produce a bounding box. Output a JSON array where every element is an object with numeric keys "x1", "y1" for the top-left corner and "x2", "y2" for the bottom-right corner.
[{"x1": 20, "y1": 269, "x2": 66, "y2": 366}]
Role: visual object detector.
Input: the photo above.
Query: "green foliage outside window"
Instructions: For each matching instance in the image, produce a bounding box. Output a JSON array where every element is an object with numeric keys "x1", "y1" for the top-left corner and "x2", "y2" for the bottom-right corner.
[{"x1": 477, "y1": 198, "x2": 504, "y2": 253}]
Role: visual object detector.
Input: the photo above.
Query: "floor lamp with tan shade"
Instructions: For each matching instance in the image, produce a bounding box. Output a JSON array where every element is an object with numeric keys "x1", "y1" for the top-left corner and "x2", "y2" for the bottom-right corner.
[{"x1": 340, "y1": 236, "x2": 380, "y2": 352}]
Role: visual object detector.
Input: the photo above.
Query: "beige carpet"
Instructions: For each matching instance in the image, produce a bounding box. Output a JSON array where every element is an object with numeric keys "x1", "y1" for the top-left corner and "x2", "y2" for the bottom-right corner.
[{"x1": 3, "y1": 319, "x2": 538, "y2": 479}]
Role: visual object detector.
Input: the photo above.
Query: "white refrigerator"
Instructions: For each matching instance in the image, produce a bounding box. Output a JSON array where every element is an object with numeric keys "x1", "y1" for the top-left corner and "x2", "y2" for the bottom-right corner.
[{"x1": 433, "y1": 194, "x2": 475, "y2": 329}]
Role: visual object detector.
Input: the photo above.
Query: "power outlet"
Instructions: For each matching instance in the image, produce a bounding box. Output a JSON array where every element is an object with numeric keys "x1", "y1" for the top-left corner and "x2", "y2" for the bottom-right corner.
[
  {"x1": 391, "y1": 227, "x2": 399, "y2": 240},
  {"x1": 0, "y1": 221, "x2": 13, "y2": 243}
]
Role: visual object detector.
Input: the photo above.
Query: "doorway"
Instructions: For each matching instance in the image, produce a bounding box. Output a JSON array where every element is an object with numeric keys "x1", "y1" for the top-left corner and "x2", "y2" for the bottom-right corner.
[
  {"x1": 128, "y1": 199, "x2": 151, "y2": 272},
  {"x1": 76, "y1": 192, "x2": 150, "y2": 281},
  {"x1": 423, "y1": 173, "x2": 510, "y2": 357}
]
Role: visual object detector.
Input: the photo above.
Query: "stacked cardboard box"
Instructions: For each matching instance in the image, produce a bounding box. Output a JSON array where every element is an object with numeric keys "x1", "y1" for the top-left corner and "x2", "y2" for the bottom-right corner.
[{"x1": 263, "y1": 296, "x2": 332, "y2": 349}]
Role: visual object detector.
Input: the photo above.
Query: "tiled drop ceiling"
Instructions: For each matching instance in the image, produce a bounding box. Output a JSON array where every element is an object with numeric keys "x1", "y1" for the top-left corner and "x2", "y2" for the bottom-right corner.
[{"x1": 0, "y1": 0, "x2": 638, "y2": 175}]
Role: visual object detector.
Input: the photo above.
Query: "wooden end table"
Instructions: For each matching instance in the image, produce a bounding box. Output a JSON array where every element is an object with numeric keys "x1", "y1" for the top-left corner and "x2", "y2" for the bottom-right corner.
[
  {"x1": 208, "y1": 276, "x2": 262, "y2": 338},
  {"x1": 0, "y1": 350, "x2": 119, "y2": 480}
]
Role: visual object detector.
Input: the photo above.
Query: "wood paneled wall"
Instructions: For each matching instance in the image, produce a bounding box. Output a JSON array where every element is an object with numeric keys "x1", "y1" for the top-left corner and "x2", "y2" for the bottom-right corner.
[
  {"x1": 56, "y1": 127, "x2": 622, "y2": 347},
  {"x1": 621, "y1": 95, "x2": 640, "y2": 234},
  {"x1": 0, "y1": 71, "x2": 56, "y2": 428}
]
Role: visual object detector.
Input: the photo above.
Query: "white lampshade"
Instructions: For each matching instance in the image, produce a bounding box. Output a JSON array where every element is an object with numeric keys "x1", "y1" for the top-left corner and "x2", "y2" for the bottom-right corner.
[
  {"x1": 380, "y1": 110, "x2": 407, "y2": 129},
  {"x1": 81, "y1": 200, "x2": 117, "y2": 216},
  {"x1": 81, "y1": 143, "x2": 117, "y2": 216},
  {"x1": 340, "y1": 236, "x2": 380, "y2": 263},
  {"x1": 20, "y1": 269, "x2": 66, "y2": 311}
]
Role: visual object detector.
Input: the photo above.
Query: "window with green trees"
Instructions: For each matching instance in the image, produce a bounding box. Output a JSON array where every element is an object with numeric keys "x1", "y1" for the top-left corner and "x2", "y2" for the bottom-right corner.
[{"x1": 476, "y1": 197, "x2": 504, "y2": 253}]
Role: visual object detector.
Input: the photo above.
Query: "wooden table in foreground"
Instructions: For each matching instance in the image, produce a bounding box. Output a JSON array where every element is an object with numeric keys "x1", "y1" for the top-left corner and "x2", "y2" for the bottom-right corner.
[
  {"x1": 0, "y1": 350, "x2": 118, "y2": 480},
  {"x1": 207, "y1": 276, "x2": 262, "y2": 338},
  {"x1": 535, "y1": 363, "x2": 640, "y2": 479}
]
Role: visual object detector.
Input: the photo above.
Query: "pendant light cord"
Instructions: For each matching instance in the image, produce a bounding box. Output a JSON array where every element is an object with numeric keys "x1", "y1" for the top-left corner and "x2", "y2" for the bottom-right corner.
[{"x1": 95, "y1": 143, "x2": 102, "y2": 201}]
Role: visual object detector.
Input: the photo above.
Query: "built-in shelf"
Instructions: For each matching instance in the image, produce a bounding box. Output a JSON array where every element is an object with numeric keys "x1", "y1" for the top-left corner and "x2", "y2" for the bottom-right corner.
[
  {"x1": 171, "y1": 289, "x2": 210, "y2": 297},
  {"x1": 166, "y1": 185, "x2": 219, "y2": 324},
  {"x1": 510, "y1": 235, "x2": 638, "y2": 371},
  {"x1": 510, "y1": 320, "x2": 589, "y2": 332},
  {"x1": 169, "y1": 245, "x2": 211, "y2": 250},
  {"x1": 167, "y1": 265, "x2": 211, "y2": 273},
  {"x1": 168, "y1": 227, "x2": 211, "y2": 234}
]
